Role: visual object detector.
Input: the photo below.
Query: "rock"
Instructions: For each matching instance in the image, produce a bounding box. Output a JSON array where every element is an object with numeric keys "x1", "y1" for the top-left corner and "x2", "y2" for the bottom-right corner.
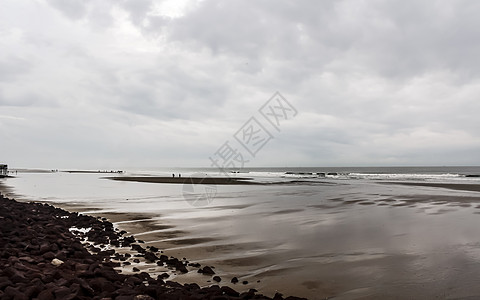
[
  {"x1": 4, "y1": 267, "x2": 27, "y2": 283},
  {"x1": 137, "y1": 272, "x2": 151, "y2": 281},
  {"x1": 24, "y1": 283, "x2": 44, "y2": 299},
  {"x1": 39, "y1": 243, "x2": 51, "y2": 254},
  {"x1": 116, "y1": 296, "x2": 135, "y2": 300},
  {"x1": 4, "y1": 286, "x2": 27, "y2": 300},
  {"x1": 231, "y1": 277, "x2": 239, "y2": 284},
  {"x1": 175, "y1": 261, "x2": 188, "y2": 273},
  {"x1": 198, "y1": 266, "x2": 215, "y2": 275},
  {"x1": 144, "y1": 252, "x2": 158, "y2": 262},
  {"x1": 43, "y1": 251, "x2": 55, "y2": 260},
  {"x1": 19, "y1": 256, "x2": 36, "y2": 263},
  {"x1": 90, "y1": 246, "x2": 101, "y2": 253},
  {"x1": 165, "y1": 281, "x2": 183, "y2": 288},
  {"x1": 122, "y1": 236, "x2": 136, "y2": 246},
  {"x1": 240, "y1": 289, "x2": 256, "y2": 299},
  {"x1": 221, "y1": 286, "x2": 240, "y2": 297},
  {"x1": 100, "y1": 249, "x2": 115, "y2": 257},
  {"x1": 184, "y1": 283, "x2": 200, "y2": 290},
  {"x1": 51, "y1": 258, "x2": 64, "y2": 266},
  {"x1": 188, "y1": 262, "x2": 201, "y2": 268},
  {"x1": 159, "y1": 255, "x2": 169, "y2": 262},
  {"x1": 131, "y1": 244, "x2": 146, "y2": 253},
  {"x1": 134, "y1": 295, "x2": 155, "y2": 300},
  {"x1": 125, "y1": 276, "x2": 143, "y2": 286},
  {"x1": 213, "y1": 276, "x2": 221, "y2": 282},
  {"x1": 37, "y1": 288, "x2": 54, "y2": 300},
  {"x1": 53, "y1": 286, "x2": 72, "y2": 299},
  {"x1": 166, "y1": 257, "x2": 180, "y2": 266},
  {"x1": 90, "y1": 277, "x2": 115, "y2": 294}
]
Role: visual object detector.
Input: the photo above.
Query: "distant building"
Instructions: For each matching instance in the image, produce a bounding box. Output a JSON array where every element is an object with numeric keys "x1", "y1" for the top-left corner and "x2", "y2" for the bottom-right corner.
[{"x1": 0, "y1": 164, "x2": 7, "y2": 177}]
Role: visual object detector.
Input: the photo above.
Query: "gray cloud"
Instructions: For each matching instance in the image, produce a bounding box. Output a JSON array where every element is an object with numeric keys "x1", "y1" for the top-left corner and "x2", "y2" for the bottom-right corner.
[
  {"x1": 0, "y1": 0, "x2": 479, "y2": 168},
  {"x1": 120, "y1": 0, "x2": 154, "y2": 27},
  {"x1": 46, "y1": 0, "x2": 90, "y2": 20},
  {"x1": 0, "y1": 56, "x2": 32, "y2": 82}
]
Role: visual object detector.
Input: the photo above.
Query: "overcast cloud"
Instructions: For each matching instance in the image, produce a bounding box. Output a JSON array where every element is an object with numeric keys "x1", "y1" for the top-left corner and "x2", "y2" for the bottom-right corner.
[{"x1": 1, "y1": 0, "x2": 480, "y2": 169}]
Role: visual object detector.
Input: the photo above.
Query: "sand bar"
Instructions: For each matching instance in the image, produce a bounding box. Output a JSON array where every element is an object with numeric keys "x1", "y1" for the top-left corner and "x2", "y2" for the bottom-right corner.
[{"x1": 107, "y1": 176, "x2": 262, "y2": 185}]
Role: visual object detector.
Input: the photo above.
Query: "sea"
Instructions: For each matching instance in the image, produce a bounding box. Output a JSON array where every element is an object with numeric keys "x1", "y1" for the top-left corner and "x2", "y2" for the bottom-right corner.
[{"x1": 2, "y1": 166, "x2": 480, "y2": 299}]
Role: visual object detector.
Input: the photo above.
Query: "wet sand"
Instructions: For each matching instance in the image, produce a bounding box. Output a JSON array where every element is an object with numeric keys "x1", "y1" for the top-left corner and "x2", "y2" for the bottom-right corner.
[
  {"x1": 382, "y1": 181, "x2": 480, "y2": 192},
  {"x1": 73, "y1": 185, "x2": 480, "y2": 299},
  {"x1": 5, "y1": 175, "x2": 480, "y2": 299}
]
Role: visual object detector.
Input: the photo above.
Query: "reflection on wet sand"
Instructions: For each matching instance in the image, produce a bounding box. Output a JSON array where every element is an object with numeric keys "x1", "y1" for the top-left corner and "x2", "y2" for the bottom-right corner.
[
  {"x1": 7, "y1": 176, "x2": 480, "y2": 299},
  {"x1": 78, "y1": 181, "x2": 480, "y2": 298}
]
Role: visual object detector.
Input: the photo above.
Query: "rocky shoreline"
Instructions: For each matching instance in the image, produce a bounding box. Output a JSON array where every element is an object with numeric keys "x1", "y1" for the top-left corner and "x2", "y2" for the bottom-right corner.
[{"x1": 0, "y1": 193, "x2": 306, "y2": 300}]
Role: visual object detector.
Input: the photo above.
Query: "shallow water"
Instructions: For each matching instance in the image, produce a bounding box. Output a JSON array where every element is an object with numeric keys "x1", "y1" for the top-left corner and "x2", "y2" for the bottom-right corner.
[{"x1": 3, "y1": 170, "x2": 480, "y2": 299}]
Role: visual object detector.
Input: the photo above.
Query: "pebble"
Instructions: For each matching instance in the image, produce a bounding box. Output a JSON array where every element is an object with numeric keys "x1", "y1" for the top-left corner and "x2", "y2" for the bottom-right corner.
[{"x1": 51, "y1": 258, "x2": 64, "y2": 266}]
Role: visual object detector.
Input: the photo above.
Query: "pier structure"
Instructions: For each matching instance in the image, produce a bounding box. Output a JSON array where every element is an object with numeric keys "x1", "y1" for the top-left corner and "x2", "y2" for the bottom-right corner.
[{"x1": 0, "y1": 164, "x2": 7, "y2": 177}]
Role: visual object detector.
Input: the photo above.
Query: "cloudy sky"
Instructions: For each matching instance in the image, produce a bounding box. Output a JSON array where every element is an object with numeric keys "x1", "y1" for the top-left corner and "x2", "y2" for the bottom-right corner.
[{"x1": 1, "y1": 0, "x2": 480, "y2": 169}]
